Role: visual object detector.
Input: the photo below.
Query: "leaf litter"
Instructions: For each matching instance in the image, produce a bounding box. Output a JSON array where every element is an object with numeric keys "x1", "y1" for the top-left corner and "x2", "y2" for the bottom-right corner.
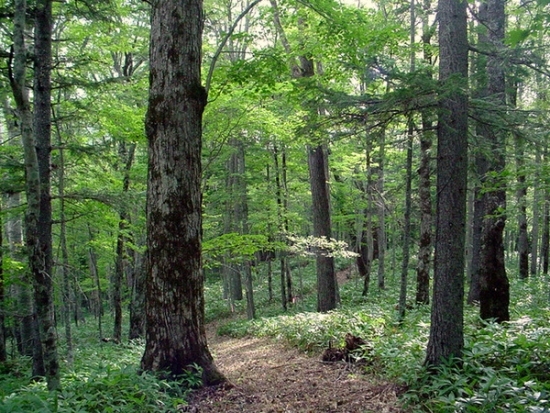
[{"x1": 187, "y1": 328, "x2": 408, "y2": 413}]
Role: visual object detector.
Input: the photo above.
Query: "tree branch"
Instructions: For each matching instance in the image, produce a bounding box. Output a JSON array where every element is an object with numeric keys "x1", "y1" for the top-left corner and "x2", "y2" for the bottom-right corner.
[{"x1": 205, "y1": 0, "x2": 263, "y2": 94}]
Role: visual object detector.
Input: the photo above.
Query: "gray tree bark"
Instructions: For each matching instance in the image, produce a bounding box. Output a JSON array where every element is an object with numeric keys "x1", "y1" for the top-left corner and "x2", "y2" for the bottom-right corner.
[
  {"x1": 113, "y1": 142, "x2": 136, "y2": 343},
  {"x1": 477, "y1": 0, "x2": 510, "y2": 323},
  {"x1": 415, "y1": 0, "x2": 434, "y2": 305},
  {"x1": 140, "y1": 0, "x2": 225, "y2": 385},
  {"x1": 425, "y1": 0, "x2": 468, "y2": 366},
  {"x1": 530, "y1": 150, "x2": 541, "y2": 276},
  {"x1": 308, "y1": 144, "x2": 337, "y2": 312},
  {"x1": 33, "y1": 0, "x2": 59, "y2": 390},
  {"x1": 0, "y1": 200, "x2": 5, "y2": 362}
]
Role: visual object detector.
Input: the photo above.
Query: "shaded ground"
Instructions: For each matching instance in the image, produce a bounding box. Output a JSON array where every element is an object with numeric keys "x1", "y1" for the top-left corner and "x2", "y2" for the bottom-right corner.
[{"x1": 188, "y1": 329, "x2": 408, "y2": 413}]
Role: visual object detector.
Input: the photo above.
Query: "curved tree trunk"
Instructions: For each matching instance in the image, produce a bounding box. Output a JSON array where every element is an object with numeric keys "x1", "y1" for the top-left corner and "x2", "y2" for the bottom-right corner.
[{"x1": 140, "y1": 0, "x2": 225, "y2": 386}]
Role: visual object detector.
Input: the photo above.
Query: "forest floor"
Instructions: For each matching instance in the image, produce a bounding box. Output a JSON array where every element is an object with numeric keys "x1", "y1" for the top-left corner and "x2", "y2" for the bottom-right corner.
[
  {"x1": 187, "y1": 328, "x2": 407, "y2": 413},
  {"x1": 188, "y1": 270, "x2": 408, "y2": 413}
]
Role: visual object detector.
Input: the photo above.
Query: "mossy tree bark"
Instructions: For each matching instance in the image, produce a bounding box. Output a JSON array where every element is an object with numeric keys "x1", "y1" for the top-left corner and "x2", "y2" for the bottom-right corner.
[{"x1": 140, "y1": 0, "x2": 225, "y2": 386}]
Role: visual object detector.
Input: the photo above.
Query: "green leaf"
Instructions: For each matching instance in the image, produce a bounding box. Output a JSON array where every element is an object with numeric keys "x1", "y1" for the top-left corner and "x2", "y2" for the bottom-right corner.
[{"x1": 506, "y1": 29, "x2": 531, "y2": 47}]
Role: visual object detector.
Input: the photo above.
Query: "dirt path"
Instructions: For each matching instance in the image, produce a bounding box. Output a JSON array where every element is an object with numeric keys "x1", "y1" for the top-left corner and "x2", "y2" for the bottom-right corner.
[{"x1": 188, "y1": 330, "x2": 407, "y2": 413}]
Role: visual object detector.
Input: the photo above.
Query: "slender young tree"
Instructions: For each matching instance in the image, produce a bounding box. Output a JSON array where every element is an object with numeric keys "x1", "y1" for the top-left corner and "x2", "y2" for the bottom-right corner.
[
  {"x1": 0, "y1": 200, "x2": 5, "y2": 363},
  {"x1": 425, "y1": 0, "x2": 468, "y2": 366},
  {"x1": 113, "y1": 141, "x2": 136, "y2": 344},
  {"x1": 510, "y1": 79, "x2": 529, "y2": 280},
  {"x1": 415, "y1": 0, "x2": 434, "y2": 305},
  {"x1": 530, "y1": 149, "x2": 541, "y2": 276},
  {"x1": 140, "y1": 0, "x2": 225, "y2": 385}
]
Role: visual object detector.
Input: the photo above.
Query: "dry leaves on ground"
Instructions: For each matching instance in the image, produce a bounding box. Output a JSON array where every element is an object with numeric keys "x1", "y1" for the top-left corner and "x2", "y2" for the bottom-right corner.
[{"x1": 188, "y1": 332, "x2": 408, "y2": 413}]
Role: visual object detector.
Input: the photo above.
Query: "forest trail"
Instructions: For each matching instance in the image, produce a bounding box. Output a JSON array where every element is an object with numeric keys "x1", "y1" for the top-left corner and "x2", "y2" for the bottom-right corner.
[{"x1": 187, "y1": 326, "x2": 407, "y2": 413}]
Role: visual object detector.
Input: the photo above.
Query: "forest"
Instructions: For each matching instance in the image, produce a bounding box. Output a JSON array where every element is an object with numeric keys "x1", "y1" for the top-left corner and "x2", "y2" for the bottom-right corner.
[{"x1": 1, "y1": 0, "x2": 550, "y2": 411}]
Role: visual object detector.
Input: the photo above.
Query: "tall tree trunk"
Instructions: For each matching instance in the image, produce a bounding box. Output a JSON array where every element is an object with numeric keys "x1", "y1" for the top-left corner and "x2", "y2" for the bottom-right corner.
[
  {"x1": 0, "y1": 199, "x2": 5, "y2": 362},
  {"x1": 399, "y1": 121, "x2": 413, "y2": 320},
  {"x1": 468, "y1": 149, "x2": 485, "y2": 304},
  {"x1": 530, "y1": 150, "x2": 541, "y2": 276},
  {"x1": 33, "y1": 0, "x2": 59, "y2": 389},
  {"x1": 511, "y1": 82, "x2": 529, "y2": 280},
  {"x1": 281, "y1": 148, "x2": 293, "y2": 304},
  {"x1": 11, "y1": 0, "x2": 53, "y2": 384},
  {"x1": 308, "y1": 144, "x2": 337, "y2": 312},
  {"x1": 272, "y1": 143, "x2": 288, "y2": 310},
  {"x1": 399, "y1": 0, "x2": 415, "y2": 320},
  {"x1": 2, "y1": 102, "x2": 35, "y2": 357},
  {"x1": 376, "y1": 130, "x2": 386, "y2": 291},
  {"x1": 425, "y1": 0, "x2": 468, "y2": 366},
  {"x1": 113, "y1": 142, "x2": 136, "y2": 343},
  {"x1": 270, "y1": 3, "x2": 335, "y2": 311},
  {"x1": 477, "y1": 0, "x2": 509, "y2": 323},
  {"x1": 140, "y1": 0, "x2": 225, "y2": 385},
  {"x1": 223, "y1": 139, "x2": 243, "y2": 304},
  {"x1": 129, "y1": 251, "x2": 146, "y2": 340},
  {"x1": 541, "y1": 148, "x2": 550, "y2": 275},
  {"x1": 360, "y1": 136, "x2": 375, "y2": 297},
  {"x1": 55, "y1": 124, "x2": 74, "y2": 364},
  {"x1": 87, "y1": 225, "x2": 103, "y2": 339},
  {"x1": 415, "y1": 0, "x2": 433, "y2": 305},
  {"x1": 467, "y1": 2, "x2": 489, "y2": 306}
]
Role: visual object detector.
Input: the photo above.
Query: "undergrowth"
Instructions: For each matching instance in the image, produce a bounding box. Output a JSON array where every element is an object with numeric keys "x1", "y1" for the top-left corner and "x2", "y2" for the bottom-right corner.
[
  {"x1": 0, "y1": 328, "x2": 201, "y2": 412},
  {"x1": 215, "y1": 265, "x2": 550, "y2": 412},
  {"x1": 2, "y1": 257, "x2": 549, "y2": 412}
]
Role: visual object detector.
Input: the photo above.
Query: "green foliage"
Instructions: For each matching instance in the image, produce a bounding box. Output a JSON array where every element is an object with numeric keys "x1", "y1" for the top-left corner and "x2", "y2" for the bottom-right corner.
[
  {"x1": 203, "y1": 233, "x2": 285, "y2": 266},
  {"x1": 214, "y1": 268, "x2": 550, "y2": 412},
  {"x1": 0, "y1": 324, "x2": 199, "y2": 413}
]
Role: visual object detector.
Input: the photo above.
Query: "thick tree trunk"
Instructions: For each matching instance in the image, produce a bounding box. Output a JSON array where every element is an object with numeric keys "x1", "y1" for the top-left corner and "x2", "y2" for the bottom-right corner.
[
  {"x1": 141, "y1": 0, "x2": 225, "y2": 386},
  {"x1": 33, "y1": 0, "x2": 59, "y2": 390},
  {"x1": 477, "y1": 0, "x2": 509, "y2": 323},
  {"x1": 11, "y1": 0, "x2": 39, "y2": 362},
  {"x1": 425, "y1": 0, "x2": 468, "y2": 366}
]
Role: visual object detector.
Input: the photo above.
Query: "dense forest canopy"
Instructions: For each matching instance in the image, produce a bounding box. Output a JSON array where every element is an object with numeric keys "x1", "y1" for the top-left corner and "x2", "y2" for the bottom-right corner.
[{"x1": 1, "y1": 0, "x2": 550, "y2": 410}]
